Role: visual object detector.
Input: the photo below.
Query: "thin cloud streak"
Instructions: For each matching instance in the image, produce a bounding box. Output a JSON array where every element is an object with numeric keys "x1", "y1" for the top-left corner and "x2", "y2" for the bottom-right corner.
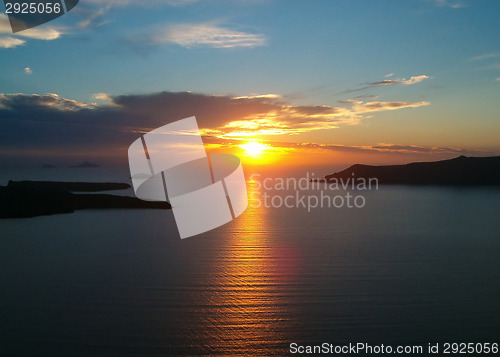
[
  {"x1": 341, "y1": 74, "x2": 431, "y2": 94},
  {"x1": 470, "y1": 52, "x2": 499, "y2": 61},
  {"x1": 370, "y1": 75, "x2": 430, "y2": 86},
  {"x1": 86, "y1": 0, "x2": 197, "y2": 6},
  {"x1": 151, "y1": 23, "x2": 266, "y2": 48},
  {"x1": 432, "y1": 0, "x2": 466, "y2": 9},
  {"x1": 208, "y1": 139, "x2": 493, "y2": 157}
]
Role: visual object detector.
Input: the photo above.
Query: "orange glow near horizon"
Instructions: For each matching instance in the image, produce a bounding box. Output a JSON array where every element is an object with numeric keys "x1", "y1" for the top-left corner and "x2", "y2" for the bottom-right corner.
[
  {"x1": 203, "y1": 137, "x2": 463, "y2": 170},
  {"x1": 235, "y1": 140, "x2": 294, "y2": 165}
]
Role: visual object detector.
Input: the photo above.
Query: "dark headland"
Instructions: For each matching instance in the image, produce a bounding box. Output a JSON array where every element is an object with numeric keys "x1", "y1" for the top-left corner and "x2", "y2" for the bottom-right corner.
[
  {"x1": 319, "y1": 156, "x2": 500, "y2": 186},
  {"x1": 0, "y1": 181, "x2": 170, "y2": 219}
]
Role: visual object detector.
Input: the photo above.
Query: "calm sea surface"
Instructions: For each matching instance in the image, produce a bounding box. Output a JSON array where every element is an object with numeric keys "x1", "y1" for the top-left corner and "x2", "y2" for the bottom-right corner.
[{"x1": 1, "y1": 168, "x2": 499, "y2": 355}]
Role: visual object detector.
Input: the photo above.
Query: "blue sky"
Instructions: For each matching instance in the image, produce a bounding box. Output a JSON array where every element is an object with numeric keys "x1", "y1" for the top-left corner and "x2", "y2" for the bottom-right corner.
[{"x1": 1, "y1": 0, "x2": 499, "y2": 166}]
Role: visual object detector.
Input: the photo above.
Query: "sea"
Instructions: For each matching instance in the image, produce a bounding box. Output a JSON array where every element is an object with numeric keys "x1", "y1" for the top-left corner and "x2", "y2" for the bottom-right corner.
[{"x1": 0, "y1": 167, "x2": 499, "y2": 356}]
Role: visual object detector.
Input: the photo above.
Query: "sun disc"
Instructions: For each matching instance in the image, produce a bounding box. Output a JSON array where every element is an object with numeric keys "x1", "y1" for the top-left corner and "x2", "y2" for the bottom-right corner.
[{"x1": 239, "y1": 141, "x2": 268, "y2": 156}]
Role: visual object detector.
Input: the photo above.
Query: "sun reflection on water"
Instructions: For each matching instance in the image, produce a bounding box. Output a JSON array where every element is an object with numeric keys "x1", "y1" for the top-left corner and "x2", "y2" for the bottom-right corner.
[{"x1": 198, "y1": 179, "x2": 293, "y2": 355}]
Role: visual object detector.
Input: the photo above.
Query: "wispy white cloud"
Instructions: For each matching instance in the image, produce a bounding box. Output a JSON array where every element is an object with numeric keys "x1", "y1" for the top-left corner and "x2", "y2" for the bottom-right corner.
[
  {"x1": 86, "y1": 0, "x2": 196, "y2": 6},
  {"x1": 92, "y1": 92, "x2": 117, "y2": 106},
  {"x1": 18, "y1": 27, "x2": 62, "y2": 40},
  {"x1": 0, "y1": 14, "x2": 63, "y2": 48},
  {"x1": 269, "y1": 141, "x2": 491, "y2": 157},
  {"x1": 232, "y1": 94, "x2": 282, "y2": 100},
  {"x1": 0, "y1": 36, "x2": 25, "y2": 48},
  {"x1": 342, "y1": 74, "x2": 431, "y2": 94},
  {"x1": 400, "y1": 75, "x2": 431, "y2": 85},
  {"x1": 151, "y1": 23, "x2": 266, "y2": 48},
  {"x1": 477, "y1": 62, "x2": 500, "y2": 70},
  {"x1": 76, "y1": 0, "x2": 197, "y2": 29},
  {"x1": 371, "y1": 75, "x2": 431, "y2": 86},
  {"x1": 347, "y1": 100, "x2": 430, "y2": 114},
  {"x1": 432, "y1": 0, "x2": 466, "y2": 9},
  {"x1": 470, "y1": 52, "x2": 499, "y2": 61},
  {"x1": 93, "y1": 93, "x2": 112, "y2": 101},
  {"x1": 77, "y1": 6, "x2": 111, "y2": 29},
  {"x1": 470, "y1": 52, "x2": 500, "y2": 72}
]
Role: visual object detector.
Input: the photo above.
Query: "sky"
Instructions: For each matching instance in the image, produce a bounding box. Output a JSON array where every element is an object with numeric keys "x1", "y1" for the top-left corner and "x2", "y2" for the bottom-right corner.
[{"x1": 1, "y1": 0, "x2": 499, "y2": 169}]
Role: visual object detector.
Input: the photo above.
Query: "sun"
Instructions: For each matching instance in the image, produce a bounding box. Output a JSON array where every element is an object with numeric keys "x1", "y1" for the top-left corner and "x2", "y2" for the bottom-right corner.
[{"x1": 239, "y1": 141, "x2": 269, "y2": 156}]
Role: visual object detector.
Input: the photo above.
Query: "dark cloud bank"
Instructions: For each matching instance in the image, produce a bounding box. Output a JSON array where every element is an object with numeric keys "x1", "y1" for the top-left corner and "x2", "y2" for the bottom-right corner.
[{"x1": 0, "y1": 91, "x2": 485, "y2": 167}]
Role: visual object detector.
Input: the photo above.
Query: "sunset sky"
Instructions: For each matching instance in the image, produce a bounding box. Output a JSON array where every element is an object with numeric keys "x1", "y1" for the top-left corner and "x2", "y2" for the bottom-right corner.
[{"x1": 1, "y1": 0, "x2": 499, "y2": 169}]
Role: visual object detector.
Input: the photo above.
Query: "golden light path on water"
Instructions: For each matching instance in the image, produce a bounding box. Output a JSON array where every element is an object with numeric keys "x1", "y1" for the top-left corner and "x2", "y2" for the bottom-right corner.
[{"x1": 196, "y1": 179, "x2": 296, "y2": 355}]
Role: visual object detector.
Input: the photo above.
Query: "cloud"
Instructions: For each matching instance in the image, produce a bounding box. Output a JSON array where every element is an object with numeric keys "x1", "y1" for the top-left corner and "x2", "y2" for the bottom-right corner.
[
  {"x1": 0, "y1": 91, "x2": 434, "y2": 165},
  {"x1": 470, "y1": 53, "x2": 499, "y2": 61},
  {"x1": 0, "y1": 36, "x2": 25, "y2": 48},
  {"x1": 220, "y1": 140, "x2": 492, "y2": 159},
  {"x1": 0, "y1": 14, "x2": 63, "y2": 48},
  {"x1": 477, "y1": 62, "x2": 500, "y2": 71},
  {"x1": 109, "y1": 92, "x2": 428, "y2": 138},
  {"x1": 0, "y1": 91, "x2": 430, "y2": 158},
  {"x1": 76, "y1": 0, "x2": 198, "y2": 29},
  {"x1": 17, "y1": 27, "x2": 62, "y2": 40},
  {"x1": 370, "y1": 75, "x2": 430, "y2": 86},
  {"x1": 354, "y1": 95, "x2": 379, "y2": 100},
  {"x1": 92, "y1": 92, "x2": 116, "y2": 106},
  {"x1": 76, "y1": 6, "x2": 111, "y2": 29},
  {"x1": 432, "y1": 0, "x2": 466, "y2": 8},
  {"x1": 400, "y1": 75, "x2": 431, "y2": 85},
  {"x1": 86, "y1": 0, "x2": 197, "y2": 6},
  {"x1": 24, "y1": 67, "x2": 32, "y2": 75},
  {"x1": 471, "y1": 52, "x2": 500, "y2": 73},
  {"x1": 93, "y1": 92, "x2": 112, "y2": 101},
  {"x1": 0, "y1": 93, "x2": 95, "y2": 111},
  {"x1": 3, "y1": 91, "x2": 494, "y2": 166},
  {"x1": 369, "y1": 80, "x2": 397, "y2": 86},
  {"x1": 342, "y1": 74, "x2": 431, "y2": 94},
  {"x1": 497, "y1": 77, "x2": 500, "y2": 81},
  {"x1": 151, "y1": 23, "x2": 267, "y2": 48},
  {"x1": 368, "y1": 143, "x2": 477, "y2": 155},
  {"x1": 232, "y1": 94, "x2": 282, "y2": 100},
  {"x1": 347, "y1": 100, "x2": 430, "y2": 114}
]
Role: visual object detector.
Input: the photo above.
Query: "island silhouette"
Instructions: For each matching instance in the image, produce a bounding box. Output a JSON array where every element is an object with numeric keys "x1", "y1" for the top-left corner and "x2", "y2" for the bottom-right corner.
[
  {"x1": 320, "y1": 155, "x2": 500, "y2": 185},
  {"x1": 0, "y1": 181, "x2": 170, "y2": 219}
]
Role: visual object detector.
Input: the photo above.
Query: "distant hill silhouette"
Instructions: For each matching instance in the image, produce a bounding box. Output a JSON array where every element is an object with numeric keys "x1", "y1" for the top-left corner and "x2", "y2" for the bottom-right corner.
[
  {"x1": 321, "y1": 156, "x2": 500, "y2": 185},
  {"x1": 8, "y1": 181, "x2": 131, "y2": 192},
  {"x1": 0, "y1": 181, "x2": 170, "y2": 218}
]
